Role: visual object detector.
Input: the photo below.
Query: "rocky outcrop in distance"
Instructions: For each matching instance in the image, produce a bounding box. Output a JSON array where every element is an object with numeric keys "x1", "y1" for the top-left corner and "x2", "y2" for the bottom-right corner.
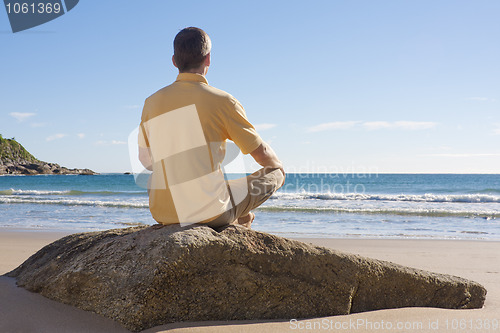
[
  {"x1": 7, "y1": 225, "x2": 487, "y2": 332},
  {"x1": 0, "y1": 135, "x2": 97, "y2": 175},
  {"x1": 0, "y1": 161, "x2": 96, "y2": 175}
]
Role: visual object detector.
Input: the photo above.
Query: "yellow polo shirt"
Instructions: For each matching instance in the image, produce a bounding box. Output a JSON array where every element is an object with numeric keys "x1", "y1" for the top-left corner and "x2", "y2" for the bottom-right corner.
[{"x1": 139, "y1": 73, "x2": 262, "y2": 224}]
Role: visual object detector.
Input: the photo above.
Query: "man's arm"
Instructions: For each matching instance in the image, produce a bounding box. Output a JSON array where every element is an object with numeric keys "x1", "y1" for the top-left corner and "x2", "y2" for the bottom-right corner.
[
  {"x1": 139, "y1": 146, "x2": 153, "y2": 171},
  {"x1": 250, "y1": 142, "x2": 285, "y2": 178}
]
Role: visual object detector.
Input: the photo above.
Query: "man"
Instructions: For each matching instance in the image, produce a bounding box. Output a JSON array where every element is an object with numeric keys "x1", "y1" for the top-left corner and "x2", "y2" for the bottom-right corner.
[{"x1": 138, "y1": 27, "x2": 284, "y2": 229}]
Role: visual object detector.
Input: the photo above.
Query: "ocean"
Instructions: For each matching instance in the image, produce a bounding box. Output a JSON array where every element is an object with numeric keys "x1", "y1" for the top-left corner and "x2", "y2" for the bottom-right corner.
[{"x1": 1, "y1": 173, "x2": 499, "y2": 240}]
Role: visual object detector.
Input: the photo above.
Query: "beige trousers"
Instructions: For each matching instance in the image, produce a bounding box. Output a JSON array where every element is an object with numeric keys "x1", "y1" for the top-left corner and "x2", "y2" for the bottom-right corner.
[{"x1": 206, "y1": 167, "x2": 284, "y2": 228}]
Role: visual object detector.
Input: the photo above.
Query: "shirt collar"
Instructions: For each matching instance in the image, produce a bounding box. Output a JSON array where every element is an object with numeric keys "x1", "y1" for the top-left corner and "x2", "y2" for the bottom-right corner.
[{"x1": 175, "y1": 73, "x2": 208, "y2": 85}]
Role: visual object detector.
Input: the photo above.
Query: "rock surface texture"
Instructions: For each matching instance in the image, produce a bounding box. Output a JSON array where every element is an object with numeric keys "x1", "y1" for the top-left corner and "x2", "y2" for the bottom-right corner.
[
  {"x1": 0, "y1": 160, "x2": 97, "y2": 175},
  {"x1": 7, "y1": 225, "x2": 486, "y2": 332}
]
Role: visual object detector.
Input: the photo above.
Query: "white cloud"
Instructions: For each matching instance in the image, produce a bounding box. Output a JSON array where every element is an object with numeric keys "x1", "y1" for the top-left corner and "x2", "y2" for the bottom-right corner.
[
  {"x1": 364, "y1": 121, "x2": 437, "y2": 130},
  {"x1": 308, "y1": 120, "x2": 436, "y2": 132},
  {"x1": 77, "y1": 133, "x2": 85, "y2": 139},
  {"x1": 307, "y1": 121, "x2": 359, "y2": 133},
  {"x1": 255, "y1": 123, "x2": 277, "y2": 131},
  {"x1": 423, "y1": 153, "x2": 500, "y2": 158},
  {"x1": 466, "y1": 97, "x2": 496, "y2": 102},
  {"x1": 95, "y1": 140, "x2": 126, "y2": 146},
  {"x1": 10, "y1": 112, "x2": 36, "y2": 122},
  {"x1": 362, "y1": 121, "x2": 392, "y2": 130},
  {"x1": 46, "y1": 134, "x2": 67, "y2": 141},
  {"x1": 493, "y1": 124, "x2": 500, "y2": 135}
]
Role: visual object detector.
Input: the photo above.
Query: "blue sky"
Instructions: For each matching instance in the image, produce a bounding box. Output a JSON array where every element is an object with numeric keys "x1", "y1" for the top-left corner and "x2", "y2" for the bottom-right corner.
[{"x1": 1, "y1": 0, "x2": 499, "y2": 173}]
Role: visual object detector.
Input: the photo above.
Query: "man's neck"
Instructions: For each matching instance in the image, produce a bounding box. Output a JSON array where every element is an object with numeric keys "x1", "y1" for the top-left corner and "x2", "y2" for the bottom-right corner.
[
  {"x1": 181, "y1": 71, "x2": 204, "y2": 76},
  {"x1": 180, "y1": 66, "x2": 208, "y2": 76}
]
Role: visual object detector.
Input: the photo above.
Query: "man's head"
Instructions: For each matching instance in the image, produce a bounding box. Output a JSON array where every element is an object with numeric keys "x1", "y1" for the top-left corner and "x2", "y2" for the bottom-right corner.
[{"x1": 173, "y1": 27, "x2": 211, "y2": 74}]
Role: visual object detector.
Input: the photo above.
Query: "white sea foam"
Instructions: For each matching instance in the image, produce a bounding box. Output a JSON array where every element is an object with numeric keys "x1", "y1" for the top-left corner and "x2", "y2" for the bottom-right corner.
[
  {"x1": 257, "y1": 205, "x2": 500, "y2": 219},
  {"x1": 0, "y1": 189, "x2": 71, "y2": 195},
  {"x1": 0, "y1": 189, "x2": 146, "y2": 196},
  {"x1": 0, "y1": 196, "x2": 149, "y2": 208},
  {"x1": 271, "y1": 192, "x2": 500, "y2": 203}
]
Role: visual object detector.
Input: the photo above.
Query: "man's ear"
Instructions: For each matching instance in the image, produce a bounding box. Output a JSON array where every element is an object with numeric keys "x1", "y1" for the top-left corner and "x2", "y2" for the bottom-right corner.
[
  {"x1": 172, "y1": 55, "x2": 178, "y2": 68},
  {"x1": 205, "y1": 53, "x2": 211, "y2": 67}
]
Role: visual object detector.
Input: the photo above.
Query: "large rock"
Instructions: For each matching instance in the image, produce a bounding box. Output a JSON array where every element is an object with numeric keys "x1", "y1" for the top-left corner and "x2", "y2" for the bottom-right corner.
[{"x1": 6, "y1": 225, "x2": 486, "y2": 332}]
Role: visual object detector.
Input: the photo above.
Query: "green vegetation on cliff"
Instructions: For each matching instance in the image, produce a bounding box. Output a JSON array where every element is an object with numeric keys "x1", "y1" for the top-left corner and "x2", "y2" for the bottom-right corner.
[{"x1": 0, "y1": 134, "x2": 39, "y2": 164}]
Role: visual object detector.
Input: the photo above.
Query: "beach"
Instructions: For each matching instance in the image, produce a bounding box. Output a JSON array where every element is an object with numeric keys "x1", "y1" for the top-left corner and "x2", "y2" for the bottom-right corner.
[{"x1": 1, "y1": 229, "x2": 498, "y2": 333}]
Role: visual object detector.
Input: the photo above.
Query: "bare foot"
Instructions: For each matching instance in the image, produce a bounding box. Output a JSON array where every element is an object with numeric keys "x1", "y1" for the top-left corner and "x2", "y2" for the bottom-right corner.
[{"x1": 236, "y1": 212, "x2": 255, "y2": 229}]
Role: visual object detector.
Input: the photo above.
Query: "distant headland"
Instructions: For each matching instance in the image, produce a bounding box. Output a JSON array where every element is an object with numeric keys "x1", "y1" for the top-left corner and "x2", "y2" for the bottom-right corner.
[{"x1": 0, "y1": 134, "x2": 97, "y2": 175}]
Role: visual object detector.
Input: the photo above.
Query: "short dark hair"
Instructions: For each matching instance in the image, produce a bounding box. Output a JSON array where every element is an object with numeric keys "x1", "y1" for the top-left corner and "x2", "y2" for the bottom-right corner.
[{"x1": 173, "y1": 27, "x2": 211, "y2": 72}]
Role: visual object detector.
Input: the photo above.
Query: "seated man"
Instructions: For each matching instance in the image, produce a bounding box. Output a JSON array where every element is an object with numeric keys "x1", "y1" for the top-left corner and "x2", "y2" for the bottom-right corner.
[{"x1": 138, "y1": 27, "x2": 285, "y2": 229}]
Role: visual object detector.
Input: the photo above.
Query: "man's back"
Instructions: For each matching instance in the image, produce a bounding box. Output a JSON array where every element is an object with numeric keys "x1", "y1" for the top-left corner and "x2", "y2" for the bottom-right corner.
[{"x1": 139, "y1": 73, "x2": 262, "y2": 224}]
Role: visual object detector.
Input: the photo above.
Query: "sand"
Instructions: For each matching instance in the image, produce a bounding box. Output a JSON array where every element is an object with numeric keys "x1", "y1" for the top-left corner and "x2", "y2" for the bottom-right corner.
[{"x1": 1, "y1": 229, "x2": 499, "y2": 333}]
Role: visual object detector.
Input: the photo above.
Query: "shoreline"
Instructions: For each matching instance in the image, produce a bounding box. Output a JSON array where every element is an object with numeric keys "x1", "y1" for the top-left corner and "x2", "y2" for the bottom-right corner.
[{"x1": 1, "y1": 229, "x2": 499, "y2": 332}]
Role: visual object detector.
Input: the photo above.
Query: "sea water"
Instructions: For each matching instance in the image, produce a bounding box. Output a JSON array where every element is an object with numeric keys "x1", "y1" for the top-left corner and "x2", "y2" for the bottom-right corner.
[{"x1": 0, "y1": 173, "x2": 499, "y2": 239}]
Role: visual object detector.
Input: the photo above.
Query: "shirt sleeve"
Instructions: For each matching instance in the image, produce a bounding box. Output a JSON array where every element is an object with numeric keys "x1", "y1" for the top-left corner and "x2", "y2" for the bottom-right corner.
[{"x1": 223, "y1": 97, "x2": 263, "y2": 155}]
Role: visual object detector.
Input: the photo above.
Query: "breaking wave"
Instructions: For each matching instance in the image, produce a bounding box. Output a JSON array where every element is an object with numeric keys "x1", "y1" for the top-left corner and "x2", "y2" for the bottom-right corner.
[{"x1": 271, "y1": 192, "x2": 500, "y2": 203}]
